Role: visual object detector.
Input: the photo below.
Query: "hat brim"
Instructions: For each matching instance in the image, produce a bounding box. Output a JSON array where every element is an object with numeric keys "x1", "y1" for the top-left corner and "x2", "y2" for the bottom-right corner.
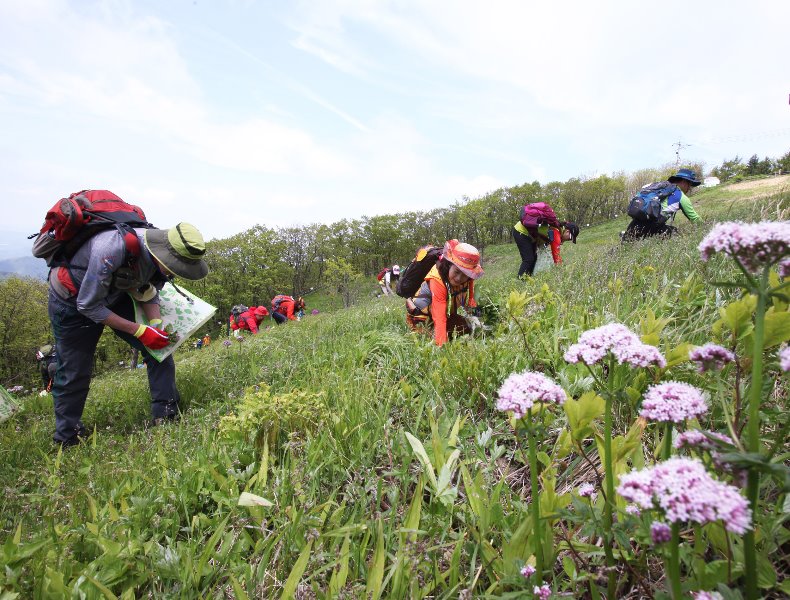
[
  {"x1": 144, "y1": 229, "x2": 209, "y2": 280},
  {"x1": 668, "y1": 176, "x2": 702, "y2": 187},
  {"x1": 450, "y1": 261, "x2": 484, "y2": 280}
]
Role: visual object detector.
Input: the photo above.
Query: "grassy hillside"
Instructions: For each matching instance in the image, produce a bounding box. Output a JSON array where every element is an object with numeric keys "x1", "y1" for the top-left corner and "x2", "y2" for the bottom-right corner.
[{"x1": 1, "y1": 179, "x2": 788, "y2": 598}]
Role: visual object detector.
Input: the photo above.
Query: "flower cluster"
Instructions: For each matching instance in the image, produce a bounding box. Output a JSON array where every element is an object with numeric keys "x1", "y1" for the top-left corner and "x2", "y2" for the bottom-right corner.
[
  {"x1": 533, "y1": 583, "x2": 551, "y2": 599},
  {"x1": 520, "y1": 564, "x2": 536, "y2": 578},
  {"x1": 692, "y1": 592, "x2": 724, "y2": 600},
  {"x1": 496, "y1": 371, "x2": 566, "y2": 419},
  {"x1": 689, "y1": 343, "x2": 735, "y2": 373},
  {"x1": 780, "y1": 346, "x2": 790, "y2": 372},
  {"x1": 577, "y1": 483, "x2": 596, "y2": 498},
  {"x1": 617, "y1": 457, "x2": 751, "y2": 534},
  {"x1": 639, "y1": 381, "x2": 707, "y2": 423},
  {"x1": 698, "y1": 221, "x2": 790, "y2": 275},
  {"x1": 674, "y1": 429, "x2": 734, "y2": 451},
  {"x1": 650, "y1": 521, "x2": 671, "y2": 544},
  {"x1": 563, "y1": 323, "x2": 666, "y2": 368},
  {"x1": 222, "y1": 339, "x2": 232, "y2": 348}
]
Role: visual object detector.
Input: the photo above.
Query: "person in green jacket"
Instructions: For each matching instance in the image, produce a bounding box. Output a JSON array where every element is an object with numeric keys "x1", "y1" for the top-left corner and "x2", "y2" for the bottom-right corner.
[{"x1": 623, "y1": 168, "x2": 702, "y2": 240}]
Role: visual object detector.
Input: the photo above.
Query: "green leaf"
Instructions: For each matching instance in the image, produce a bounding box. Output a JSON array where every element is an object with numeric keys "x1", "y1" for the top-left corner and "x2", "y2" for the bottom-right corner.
[
  {"x1": 404, "y1": 432, "x2": 438, "y2": 490},
  {"x1": 761, "y1": 308, "x2": 790, "y2": 349},
  {"x1": 229, "y1": 576, "x2": 250, "y2": 600},
  {"x1": 238, "y1": 492, "x2": 273, "y2": 507},
  {"x1": 366, "y1": 519, "x2": 386, "y2": 600},
  {"x1": 502, "y1": 515, "x2": 532, "y2": 577},
  {"x1": 564, "y1": 391, "x2": 605, "y2": 442},
  {"x1": 328, "y1": 535, "x2": 351, "y2": 597},
  {"x1": 714, "y1": 296, "x2": 757, "y2": 339},
  {"x1": 280, "y1": 540, "x2": 313, "y2": 600}
]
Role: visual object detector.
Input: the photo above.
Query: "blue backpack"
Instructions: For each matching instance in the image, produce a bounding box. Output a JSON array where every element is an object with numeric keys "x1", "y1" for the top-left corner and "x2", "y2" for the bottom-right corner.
[{"x1": 627, "y1": 182, "x2": 677, "y2": 223}]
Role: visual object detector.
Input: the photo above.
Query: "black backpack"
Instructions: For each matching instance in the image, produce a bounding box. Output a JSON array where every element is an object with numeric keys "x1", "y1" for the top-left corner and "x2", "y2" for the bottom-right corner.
[
  {"x1": 396, "y1": 246, "x2": 443, "y2": 298},
  {"x1": 230, "y1": 304, "x2": 249, "y2": 327},
  {"x1": 627, "y1": 182, "x2": 677, "y2": 223}
]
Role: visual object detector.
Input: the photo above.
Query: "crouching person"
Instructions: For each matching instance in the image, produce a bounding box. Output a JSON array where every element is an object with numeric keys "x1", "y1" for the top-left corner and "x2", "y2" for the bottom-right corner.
[
  {"x1": 405, "y1": 240, "x2": 483, "y2": 346},
  {"x1": 47, "y1": 222, "x2": 209, "y2": 447}
]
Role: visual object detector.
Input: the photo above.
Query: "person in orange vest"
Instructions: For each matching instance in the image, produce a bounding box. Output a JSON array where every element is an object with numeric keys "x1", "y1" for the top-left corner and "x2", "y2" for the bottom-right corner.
[
  {"x1": 230, "y1": 306, "x2": 269, "y2": 335},
  {"x1": 271, "y1": 295, "x2": 305, "y2": 325},
  {"x1": 405, "y1": 240, "x2": 484, "y2": 346}
]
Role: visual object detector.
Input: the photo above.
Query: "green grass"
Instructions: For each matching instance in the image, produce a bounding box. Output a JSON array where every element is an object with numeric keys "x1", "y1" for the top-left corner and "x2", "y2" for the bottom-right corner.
[{"x1": 1, "y1": 179, "x2": 788, "y2": 598}]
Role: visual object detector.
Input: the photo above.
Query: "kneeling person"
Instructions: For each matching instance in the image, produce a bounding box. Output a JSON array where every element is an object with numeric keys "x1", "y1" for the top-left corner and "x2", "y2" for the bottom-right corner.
[{"x1": 406, "y1": 240, "x2": 483, "y2": 346}]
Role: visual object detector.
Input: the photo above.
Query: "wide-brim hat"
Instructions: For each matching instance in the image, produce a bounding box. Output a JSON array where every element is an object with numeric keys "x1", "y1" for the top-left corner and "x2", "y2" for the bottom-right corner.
[
  {"x1": 668, "y1": 168, "x2": 702, "y2": 187},
  {"x1": 144, "y1": 222, "x2": 209, "y2": 280},
  {"x1": 444, "y1": 239, "x2": 484, "y2": 280}
]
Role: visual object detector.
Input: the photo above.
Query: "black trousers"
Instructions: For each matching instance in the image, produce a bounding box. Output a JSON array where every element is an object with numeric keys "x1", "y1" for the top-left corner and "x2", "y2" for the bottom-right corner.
[
  {"x1": 623, "y1": 219, "x2": 677, "y2": 240},
  {"x1": 271, "y1": 311, "x2": 287, "y2": 324},
  {"x1": 48, "y1": 292, "x2": 180, "y2": 444},
  {"x1": 513, "y1": 229, "x2": 538, "y2": 277}
]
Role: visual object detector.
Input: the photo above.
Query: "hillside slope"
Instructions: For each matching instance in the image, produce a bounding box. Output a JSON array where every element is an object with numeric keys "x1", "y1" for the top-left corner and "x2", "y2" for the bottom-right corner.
[{"x1": 1, "y1": 179, "x2": 788, "y2": 598}]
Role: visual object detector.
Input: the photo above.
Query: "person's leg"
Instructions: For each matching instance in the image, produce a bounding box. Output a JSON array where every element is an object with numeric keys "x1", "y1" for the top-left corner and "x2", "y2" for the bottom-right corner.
[
  {"x1": 110, "y1": 296, "x2": 180, "y2": 420},
  {"x1": 513, "y1": 230, "x2": 537, "y2": 277},
  {"x1": 48, "y1": 294, "x2": 104, "y2": 445},
  {"x1": 271, "y1": 311, "x2": 287, "y2": 325}
]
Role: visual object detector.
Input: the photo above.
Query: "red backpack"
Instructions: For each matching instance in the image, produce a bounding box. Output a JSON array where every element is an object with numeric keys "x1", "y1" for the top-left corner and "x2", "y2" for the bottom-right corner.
[
  {"x1": 376, "y1": 268, "x2": 388, "y2": 281},
  {"x1": 272, "y1": 295, "x2": 293, "y2": 312},
  {"x1": 31, "y1": 190, "x2": 151, "y2": 266},
  {"x1": 520, "y1": 202, "x2": 560, "y2": 229}
]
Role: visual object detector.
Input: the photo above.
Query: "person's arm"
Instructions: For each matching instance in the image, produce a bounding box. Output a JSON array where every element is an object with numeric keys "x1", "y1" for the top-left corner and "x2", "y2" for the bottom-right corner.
[
  {"x1": 286, "y1": 301, "x2": 297, "y2": 320},
  {"x1": 550, "y1": 229, "x2": 562, "y2": 264},
  {"x1": 244, "y1": 313, "x2": 259, "y2": 334},
  {"x1": 428, "y1": 279, "x2": 450, "y2": 346},
  {"x1": 679, "y1": 193, "x2": 701, "y2": 222}
]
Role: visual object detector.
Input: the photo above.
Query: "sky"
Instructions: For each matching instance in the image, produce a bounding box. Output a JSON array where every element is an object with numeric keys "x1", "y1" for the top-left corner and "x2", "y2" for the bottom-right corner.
[{"x1": 1, "y1": 0, "x2": 789, "y2": 258}]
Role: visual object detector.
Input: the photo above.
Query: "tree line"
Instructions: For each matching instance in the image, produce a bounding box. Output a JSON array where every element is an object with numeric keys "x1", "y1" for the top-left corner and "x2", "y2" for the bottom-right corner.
[{"x1": 7, "y1": 147, "x2": 790, "y2": 388}]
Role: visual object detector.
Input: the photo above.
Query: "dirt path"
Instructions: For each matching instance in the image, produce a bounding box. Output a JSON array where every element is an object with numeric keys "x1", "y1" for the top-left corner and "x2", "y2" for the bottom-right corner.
[{"x1": 722, "y1": 174, "x2": 790, "y2": 192}]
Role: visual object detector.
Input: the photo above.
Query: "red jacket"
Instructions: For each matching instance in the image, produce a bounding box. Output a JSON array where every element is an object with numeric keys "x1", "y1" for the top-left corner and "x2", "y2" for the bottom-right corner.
[
  {"x1": 272, "y1": 297, "x2": 297, "y2": 321},
  {"x1": 550, "y1": 227, "x2": 563, "y2": 264},
  {"x1": 230, "y1": 308, "x2": 265, "y2": 334}
]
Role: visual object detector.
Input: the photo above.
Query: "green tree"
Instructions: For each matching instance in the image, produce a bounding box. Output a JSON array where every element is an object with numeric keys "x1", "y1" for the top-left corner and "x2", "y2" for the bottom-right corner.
[{"x1": 0, "y1": 277, "x2": 50, "y2": 388}]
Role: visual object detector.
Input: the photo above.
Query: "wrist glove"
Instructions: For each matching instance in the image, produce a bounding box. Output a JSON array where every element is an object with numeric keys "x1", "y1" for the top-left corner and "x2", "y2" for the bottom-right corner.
[{"x1": 134, "y1": 324, "x2": 170, "y2": 349}]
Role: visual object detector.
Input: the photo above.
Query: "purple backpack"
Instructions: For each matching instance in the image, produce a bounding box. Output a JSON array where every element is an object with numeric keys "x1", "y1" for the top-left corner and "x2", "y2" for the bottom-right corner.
[{"x1": 520, "y1": 202, "x2": 560, "y2": 229}]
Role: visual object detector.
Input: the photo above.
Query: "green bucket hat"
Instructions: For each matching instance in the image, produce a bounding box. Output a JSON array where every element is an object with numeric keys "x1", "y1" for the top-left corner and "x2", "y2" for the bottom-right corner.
[{"x1": 144, "y1": 222, "x2": 209, "y2": 280}]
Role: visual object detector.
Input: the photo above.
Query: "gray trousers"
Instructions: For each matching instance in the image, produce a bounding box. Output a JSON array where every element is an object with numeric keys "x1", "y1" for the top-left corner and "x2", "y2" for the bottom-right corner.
[{"x1": 48, "y1": 292, "x2": 179, "y2": 444}]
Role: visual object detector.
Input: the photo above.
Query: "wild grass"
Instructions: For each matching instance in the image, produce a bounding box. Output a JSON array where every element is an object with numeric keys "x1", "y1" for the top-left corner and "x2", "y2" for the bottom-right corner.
[{"x1": 1, "y1": 181, "x2": 788, "y2": 598}]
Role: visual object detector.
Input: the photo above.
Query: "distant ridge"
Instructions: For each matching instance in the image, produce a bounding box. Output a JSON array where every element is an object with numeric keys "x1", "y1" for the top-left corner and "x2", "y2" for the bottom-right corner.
[{"x1": 0, "y1": 256, "x2": 48, "y2": 280}]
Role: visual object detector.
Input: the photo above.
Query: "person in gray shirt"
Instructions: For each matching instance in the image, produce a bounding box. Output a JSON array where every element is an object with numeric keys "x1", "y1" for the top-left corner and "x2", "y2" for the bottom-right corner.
[{"x1": 47, "y1": 222, "x2": 209, "y2": 447}]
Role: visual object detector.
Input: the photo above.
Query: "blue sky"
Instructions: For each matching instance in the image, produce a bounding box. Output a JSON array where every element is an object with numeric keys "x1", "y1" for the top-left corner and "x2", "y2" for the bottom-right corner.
[{"x1": 1, "y1": 0, "x2": 789, "y2": 257}]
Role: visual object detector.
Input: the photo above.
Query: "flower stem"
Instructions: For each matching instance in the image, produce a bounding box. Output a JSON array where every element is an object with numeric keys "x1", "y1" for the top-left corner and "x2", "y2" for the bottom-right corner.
[
  {"x1": 603, "y1": 392, "x2": 616, "y2": 599},
  {"x1": 527, "y1": 425, "x2": 543, "y2": 578},
  {"x1": 668, "y1": 522, "x2": 682, "y2": 599},
  {"x1": 663, "y1": 422, "x2": 673, "y2": 460},
  {"x1": 743, "y1": 269, "x2": 768, "y2": 600}
]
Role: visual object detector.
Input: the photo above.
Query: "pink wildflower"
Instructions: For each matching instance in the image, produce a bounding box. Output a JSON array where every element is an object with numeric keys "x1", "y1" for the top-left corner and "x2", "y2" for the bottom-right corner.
[
  {"x1": 639, "y1": 381, "x2": 707, "y2": 423},
  {"x1": 577, "y1": 483, "x2": 596, "y2": 498},
  {"x1": 564, "y1": 323, "x2": 666, "y2": 368},
  {"x1": 698, "y1": 221, "x2": 790, "y2": 274},
  {"x1": 650, "y1": 521, "x2": 671, "y2": 544},
  {"x1": 625, "y1": 504, "x2": 641, "y2": 516},
  {"x1": 674, "y1": 429, "x2": 734, "y2": 451},
  {"x1": 496, "y1": 371, "x2": 566, "y2": 419},
  {"x1": 222, "y1": 339, "x2": 232, "y2": 348},
  {"x1": 689, "y1": 343, "x2": 735, "y2": 373},
  {"x1": 692, "y1": 592, "x2": 724, "y2": 600},
  {"x1": 617, "y1": 457, "x2": 752, "y2": 534},
  {"x1": 780, "y1": 347, "x2": 790, "y2": 372},
  {"x1": 520, "y1": 564, "x2": 536, "y2": 578},
  {"x1": 533, "y1": 583, "x2": 551, "y2": 599}
]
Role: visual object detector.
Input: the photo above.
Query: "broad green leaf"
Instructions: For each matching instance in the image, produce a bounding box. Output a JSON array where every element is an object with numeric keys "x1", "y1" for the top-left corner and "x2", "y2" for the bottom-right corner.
[
  {"x1": 238, "y1": 492, "x2": 273, "y2": 507},
  {"x1": 328, "y1": 535, "x2": 351, "y2": 597},
  {"x1": 404, "y1": 432, "x2": 438, "y2": 490},
  {"x1": 82, "y1": 575, "x2": 118, "y2": 599},
  {"x1": 502, "y1": 515, "x2": 532, "y2": 577},
  {"x1": 229, "y1": 575, "x2": 250, "y2": 600},
  {"x1": 714, "y1": 296, "x2": 757, "y2": 339},
  {"x1": 761, "y1": 308, "x2": 790, "y2": 349},
  {"x1": 280, "y1": 540, "x2": 313, "y2": 600},
  {"x1": 564, "y1": 391, "x2": 605, "y2": 442},
  {"x1": 664, "y1": 342, "x2": 694, "y2": 369},
  {"x1": 366, "y1": 519, "x2": 386, "y2": 600}
]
